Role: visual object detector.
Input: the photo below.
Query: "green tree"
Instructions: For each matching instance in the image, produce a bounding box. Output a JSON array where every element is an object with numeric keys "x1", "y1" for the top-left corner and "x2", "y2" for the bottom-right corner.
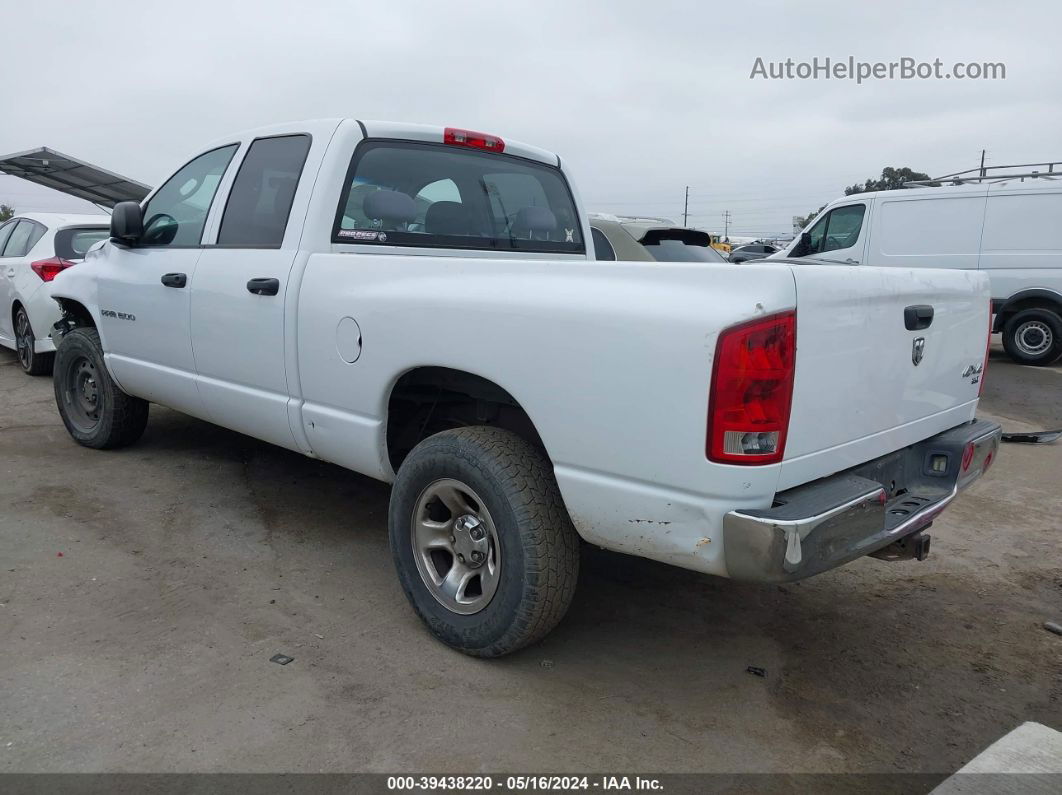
[
  {"x1": 797, "y1": 166, "x2": 930, "y2": 229},
  {"x1": 0, "y1": 204, "x2": 13, "y2": 222}
]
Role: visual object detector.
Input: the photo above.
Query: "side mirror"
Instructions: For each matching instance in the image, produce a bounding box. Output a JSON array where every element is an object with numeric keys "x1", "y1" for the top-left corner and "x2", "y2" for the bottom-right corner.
[
  {"x1": 791, "y1": 231, "x2": 812, "y2": 258},
  {"x1": 111, "y1": 201, "x2": 144, "y2": 244}
]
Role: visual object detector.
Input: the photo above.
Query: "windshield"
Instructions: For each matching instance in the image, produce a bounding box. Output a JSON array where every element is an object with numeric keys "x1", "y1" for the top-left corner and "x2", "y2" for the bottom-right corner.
[{"x1": 640, "y1": 237, "x2": 727, "y2": 263}]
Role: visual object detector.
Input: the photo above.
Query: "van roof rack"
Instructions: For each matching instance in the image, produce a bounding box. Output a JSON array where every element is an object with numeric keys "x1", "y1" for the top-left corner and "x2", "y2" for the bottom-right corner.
[{"x1": 904, "y1": 160, "x2": 1062, "y2": 187}]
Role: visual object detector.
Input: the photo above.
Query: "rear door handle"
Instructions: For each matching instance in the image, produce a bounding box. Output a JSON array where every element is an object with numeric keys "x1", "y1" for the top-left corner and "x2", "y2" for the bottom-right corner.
[
  {"x1": 905, "y1": 304, "x2": 934, "y2": 331},
  {"x1": 844, "y1": 258, "x2": 860, "y2": 265},
  {"x1": 161, "y1": 272, "x2": 187, "y2": 288},
  {"x1": 247, "y1": 277, "x2": 279, "y2": 296}
]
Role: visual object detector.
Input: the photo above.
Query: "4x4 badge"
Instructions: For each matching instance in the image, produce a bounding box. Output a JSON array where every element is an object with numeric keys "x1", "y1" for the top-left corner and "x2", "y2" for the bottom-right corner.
[{"x1": 912, "y1": 337, "x2": 926, "y2": 366}]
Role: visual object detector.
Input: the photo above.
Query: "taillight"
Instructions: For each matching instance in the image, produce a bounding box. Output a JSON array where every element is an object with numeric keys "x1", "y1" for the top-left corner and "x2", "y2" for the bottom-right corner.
[
  {"x1": 444, "y1": 127, "x2": 505, "y2": 153},
  {"x1": 979, "y1": 303, "x2": 992, "y2": 397},
  {"x1": 707, "y1": 311, "x2": 797, "y2": 465},
  {"x1": 30, "y1": 257, "x2": 75, "y2": 282}
]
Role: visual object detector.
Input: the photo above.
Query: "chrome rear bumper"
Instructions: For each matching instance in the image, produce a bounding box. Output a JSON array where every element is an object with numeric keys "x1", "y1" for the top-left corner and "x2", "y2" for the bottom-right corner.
[{"x1": 723, "y1": 419, "x2": 1002, "y2": 583}]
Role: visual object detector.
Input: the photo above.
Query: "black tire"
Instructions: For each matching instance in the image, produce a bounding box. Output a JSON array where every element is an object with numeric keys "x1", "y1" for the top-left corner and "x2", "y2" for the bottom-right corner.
[
  {"x1": 389, "y1": 427, "x2": 579, "y2": 657},
  {"x1": 14, "y1": 306, "x2": 54, "y2": 376},
  {"x1": 53, "y1": 327, "x2": 148, "y2": 449},
  {"x1": 1001, "y1": 308, "x2": 1062, "y2": 366}
]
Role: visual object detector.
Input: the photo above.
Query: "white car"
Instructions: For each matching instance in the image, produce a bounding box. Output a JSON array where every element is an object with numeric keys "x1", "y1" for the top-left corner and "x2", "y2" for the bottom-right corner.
[
  {"x1": 0, "y1": 213, "x2": 109, "y2": 374},
  {"x1": 49, "y1": 119, "x2": 1000, "y2": 656},
  {"x1": 777, "y1": 172, "x2": 1062, "y2": 365}
]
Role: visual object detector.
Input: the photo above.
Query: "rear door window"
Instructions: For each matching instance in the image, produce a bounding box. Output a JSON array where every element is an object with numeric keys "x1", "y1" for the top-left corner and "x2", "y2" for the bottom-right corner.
[
  {"x1": 641, "y1": 238, "x2": 727, "y2": 262},
  {"x1": 591, "y1": 227, "x2": 616, "y2": 260},
  {"x1": 2, "y1": 220, "x2": 45, "y2": 257},
  {"x1": 218, "y1": 134, "x2": 312, "y2": 247},
  {"x1": 334, "y1": 141, "x2": 584, "y2": 254}
]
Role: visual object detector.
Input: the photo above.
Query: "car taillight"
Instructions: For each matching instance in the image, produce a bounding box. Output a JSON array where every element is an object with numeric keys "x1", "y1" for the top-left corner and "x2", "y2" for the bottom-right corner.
[
  {"x1": 30, "y1": 257, "x2": 75, "y2": 282},
  {"x1": 707, "y1": 311, "x2": 796, "y2": 465},
  {"x1": 444, "y1": 127, "x2": 505, "y2": 153},
  {"x1": 979, "y1": 303, "x2": 991, "y2": 397}
]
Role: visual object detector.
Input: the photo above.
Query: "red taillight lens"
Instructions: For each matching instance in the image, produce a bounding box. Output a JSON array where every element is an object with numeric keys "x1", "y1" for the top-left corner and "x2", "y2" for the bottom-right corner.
[
  {"x1": 443, "y1": 127, "x2": 505, "y2": 153},
  {"x1": 979, "y1": 303, "x2": 992, "y2": 397},
  {"x1": 707, "y1": 311, "x2": 797, "y2": 465},
  {"x1": 30, "y1": 257, "x2": 75, "y2": 282}
]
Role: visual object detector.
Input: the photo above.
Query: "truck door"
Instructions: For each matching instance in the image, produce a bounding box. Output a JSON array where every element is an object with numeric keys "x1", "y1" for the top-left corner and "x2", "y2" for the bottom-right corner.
[
  {"x1": 96, "y1": 144, "x2": 239, "y2": 417},
  {"x1": 189, "y1": 133, "x2": 314, "y2": 452}
]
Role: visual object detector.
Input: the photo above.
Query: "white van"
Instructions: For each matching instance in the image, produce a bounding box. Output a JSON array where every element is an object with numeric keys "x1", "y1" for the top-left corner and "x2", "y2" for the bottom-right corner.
[{"x1": 777, "y1": 173, "x2": 1062, "y2": 365}]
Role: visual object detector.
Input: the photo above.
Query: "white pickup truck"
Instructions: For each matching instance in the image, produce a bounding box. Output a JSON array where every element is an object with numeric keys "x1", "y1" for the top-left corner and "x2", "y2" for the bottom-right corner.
[{"x1": 48, "y1": 119, "x2": 1001, "y2": 656}]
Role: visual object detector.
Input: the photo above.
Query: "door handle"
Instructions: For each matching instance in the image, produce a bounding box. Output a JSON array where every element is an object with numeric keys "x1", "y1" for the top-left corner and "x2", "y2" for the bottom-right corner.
[
  {"x1": 247, "y1": 277, "x2": 280, "y2": 296},
  {"x1": 161, "y1": 272, "x2": 187, "y2": 288},
  {"x1": 844, "y1": 258, "x2": 860, "y2": 265},
  {"x1": 904, "y1": 304, "x2": 934, "y2": 331}
]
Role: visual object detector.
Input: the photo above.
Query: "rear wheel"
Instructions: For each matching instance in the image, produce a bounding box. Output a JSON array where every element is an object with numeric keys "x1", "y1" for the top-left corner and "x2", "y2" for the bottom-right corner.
[
  {"x1": 53, "y1": 327, "x2": 149, "y2": 449},
  {"x1": 389, "y1": 427, "x2": 579, "y2": 657},
  {"x1": 14, "y1": 306, "x2": 54, "y2": 376},
  {"x1": 1001, "y1": 308, "x2": 1062, "y2": 366}
]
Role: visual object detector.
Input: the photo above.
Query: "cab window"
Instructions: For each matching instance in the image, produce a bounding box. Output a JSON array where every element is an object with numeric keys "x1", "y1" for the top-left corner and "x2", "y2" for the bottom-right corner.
[
  {"x1": 333, "y1": 141, "x2": 584, "y2": 254},
  {"x1": 217, "y1": 135, "x2": 311, "y2": 247},
  {"x1": 140, "y1": 145, "x2": 238, "y2": 247},
  {"x1": 797, "y1": 203, "x2": 866, "y2": 256}
]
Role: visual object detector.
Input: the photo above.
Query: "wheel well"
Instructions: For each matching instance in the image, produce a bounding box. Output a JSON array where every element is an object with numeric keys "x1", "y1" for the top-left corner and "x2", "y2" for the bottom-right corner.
[
  {"x1": 385, "y1": 367, "x2": 545, "y2": 472},
  {"x1": 11, "y1": 299, "x2": 23, "y2": 328},
  {"x1": 55, "y1": 298, "x2": 96, "y2": 330}
]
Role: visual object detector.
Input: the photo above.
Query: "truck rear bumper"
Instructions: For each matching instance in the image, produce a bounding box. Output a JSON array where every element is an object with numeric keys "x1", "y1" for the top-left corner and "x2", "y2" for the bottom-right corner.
[{"x1": 723, "y1": 419, "x2": 1001, "y2": 583}]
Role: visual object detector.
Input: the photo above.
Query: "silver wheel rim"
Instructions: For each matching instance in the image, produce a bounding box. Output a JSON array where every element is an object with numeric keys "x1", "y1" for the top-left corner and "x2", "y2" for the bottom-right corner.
[
  {"x1": 1015, "y1": 320, "x2": 1052, "y2": 357},
  {"x1": 15, "y1": 310, "x2": 32, "y2": 369},
  {"x1": 410, "y1": 478, "x2": 501, "y2": 615}
]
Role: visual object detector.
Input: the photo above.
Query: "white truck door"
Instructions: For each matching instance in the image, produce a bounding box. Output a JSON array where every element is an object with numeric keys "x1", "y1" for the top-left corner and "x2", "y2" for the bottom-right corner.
[
  {"x1": 189, "y1": 134, "x2": 315, "y2": 452},
  {"x1": 802, "y1": 200, "x2": 872, "y2": 264},
  {"x1": 96, "y1": 144, "x2": 239, "y2": 418}
]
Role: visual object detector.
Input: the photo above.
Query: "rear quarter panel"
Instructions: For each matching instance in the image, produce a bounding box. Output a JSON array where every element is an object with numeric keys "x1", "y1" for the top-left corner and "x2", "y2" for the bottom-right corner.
[{"x1": 295, "y1": 255, "x2": 797, "y2": 575}]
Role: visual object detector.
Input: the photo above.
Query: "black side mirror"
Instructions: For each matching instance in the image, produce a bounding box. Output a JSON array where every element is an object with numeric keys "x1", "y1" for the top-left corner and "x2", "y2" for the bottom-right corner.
[
  {"x1": 111, "y1": 201, "x2": 144, "y2": 244},
  {"x1": 791, "y1": 231, "x2": 812, "y2": 258}
]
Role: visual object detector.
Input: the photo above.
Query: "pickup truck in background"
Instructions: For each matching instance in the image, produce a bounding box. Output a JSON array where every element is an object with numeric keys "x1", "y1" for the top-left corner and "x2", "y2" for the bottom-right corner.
[{"x1": 48, "y1": 119, "x2": 1001, "y2": 657}]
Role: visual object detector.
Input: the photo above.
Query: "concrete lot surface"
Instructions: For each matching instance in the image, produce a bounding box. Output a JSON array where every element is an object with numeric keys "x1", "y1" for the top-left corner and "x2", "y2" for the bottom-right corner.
[{"x1": 1, "y1": 341, "x2": 1059, "y2": 773}]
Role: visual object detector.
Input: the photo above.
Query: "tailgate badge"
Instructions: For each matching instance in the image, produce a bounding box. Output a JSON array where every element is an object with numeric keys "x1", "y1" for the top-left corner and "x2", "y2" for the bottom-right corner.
[{"x1": 912, "y1": 337, "x2": 926, "y2": 366}]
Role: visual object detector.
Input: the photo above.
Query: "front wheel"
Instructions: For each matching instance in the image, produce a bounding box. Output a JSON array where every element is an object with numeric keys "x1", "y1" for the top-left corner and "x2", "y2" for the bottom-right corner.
[
  {"x1": 1001, "y1": 308, "x2": 1062, "y2": 366},
  {"x1": 14, "y1": 306, "x2": 54, "y2": 375},
  {"x1": 53, "y1": 327, "x2": 149, "y2": 449},
  {"x1": 389, "y1": 427, "x2": 579, "y2": 657}
]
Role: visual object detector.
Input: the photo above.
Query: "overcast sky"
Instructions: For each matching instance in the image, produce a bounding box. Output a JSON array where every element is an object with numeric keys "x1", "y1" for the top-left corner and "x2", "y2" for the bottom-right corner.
[{"x1": 2, "y1": 0, "x2": 1059, "y2": 237}]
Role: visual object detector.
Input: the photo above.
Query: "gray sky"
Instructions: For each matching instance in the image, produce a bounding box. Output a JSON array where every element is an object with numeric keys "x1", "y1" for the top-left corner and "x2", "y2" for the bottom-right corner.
[{"x1": 2, "y1": 0, "x2": 1059, "y2": 237}]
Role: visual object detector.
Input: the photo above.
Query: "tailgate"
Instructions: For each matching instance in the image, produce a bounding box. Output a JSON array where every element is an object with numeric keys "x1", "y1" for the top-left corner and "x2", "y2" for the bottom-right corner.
[{"x1": 778, "y1": 264, "x2": 990, "y2": 491}]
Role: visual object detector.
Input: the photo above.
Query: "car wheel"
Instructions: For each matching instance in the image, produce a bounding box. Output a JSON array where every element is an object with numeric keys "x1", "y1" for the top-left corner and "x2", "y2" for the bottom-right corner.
[
  {"x1": 1001, "y1": 308, "x2": 1062, "y2": 366},
  {"x1": 389, "y1": 427, "x2": 579, "y2": 657},
  {"x1": 53, "y1": 327, "x2": 149, "y2": 449},
  {"x1": 14, "y1": 306, "x2": 54, "y2": 376}
]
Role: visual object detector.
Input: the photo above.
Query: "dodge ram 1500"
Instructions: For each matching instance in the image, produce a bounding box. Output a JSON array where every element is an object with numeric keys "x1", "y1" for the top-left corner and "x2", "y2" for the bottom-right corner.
[{"x1": 48, "y1": 119, "x2": 1001, "y2": 656}]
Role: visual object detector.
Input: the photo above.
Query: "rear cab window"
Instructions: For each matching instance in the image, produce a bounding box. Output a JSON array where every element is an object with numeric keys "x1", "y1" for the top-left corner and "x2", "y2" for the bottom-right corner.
[
  {"x1": 333, "y1": 141, "x2": 584, "y2": 254},
  {"x1": 55, "y1": 227, "x2": 109, "y2": 260}
]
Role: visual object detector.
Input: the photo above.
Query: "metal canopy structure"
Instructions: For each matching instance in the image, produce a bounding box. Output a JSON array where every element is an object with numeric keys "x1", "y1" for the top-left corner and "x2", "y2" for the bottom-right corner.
[{"x1": 0, "y1": 146, "x2": 150, "y2": 208}]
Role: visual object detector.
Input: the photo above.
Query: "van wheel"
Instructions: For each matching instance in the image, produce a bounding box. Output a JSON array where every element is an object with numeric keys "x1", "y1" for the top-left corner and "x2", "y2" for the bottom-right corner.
[
  {"x1": 53, "y1": 327, "x2": 149, "y2": 449},
  {"x1": 14, "y1": 307, "x2": 54, "y2": 375},
  {"x1": 388, "y1": 427, "x2": 579, "y2": 657},
  {"x1": 1001, "y1": 308, "x2": 1062, "y2": 366}
]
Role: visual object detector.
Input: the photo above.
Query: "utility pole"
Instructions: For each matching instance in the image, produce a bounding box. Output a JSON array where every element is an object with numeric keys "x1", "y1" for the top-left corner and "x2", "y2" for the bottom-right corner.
[
  {"x1": 722, "y1": 210, "x2": 732, "y2": 241},
  {"x1": 980, "y1": 149, "x2": 986, "y2": 177},
  {"x1": 683, "y1": 186, "x2": 689, "y2": 227}
]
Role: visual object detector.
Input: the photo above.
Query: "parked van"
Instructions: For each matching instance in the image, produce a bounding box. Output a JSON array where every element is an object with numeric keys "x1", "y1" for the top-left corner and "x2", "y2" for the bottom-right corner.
[{"x1": 777, "y1": 173, "x2": 1062, "y2": 365}]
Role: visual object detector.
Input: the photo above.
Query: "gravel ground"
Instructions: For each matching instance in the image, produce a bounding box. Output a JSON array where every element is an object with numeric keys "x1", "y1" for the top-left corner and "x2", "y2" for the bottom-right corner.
[{"x1": 0, "y1": 339, "x2": 1058, "y2": 774}]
